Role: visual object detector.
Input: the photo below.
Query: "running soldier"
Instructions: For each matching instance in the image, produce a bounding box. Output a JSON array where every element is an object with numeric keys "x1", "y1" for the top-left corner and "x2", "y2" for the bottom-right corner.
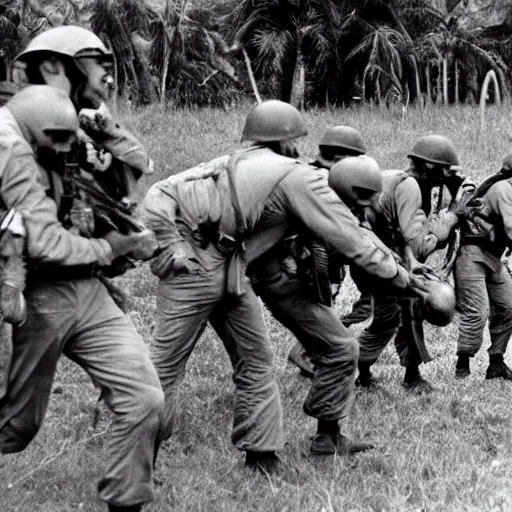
[
  {"x1": 248, "y1": 155, "x2": 392, "y2": 455},
  {"x1": 143, "y1": 101, "x2": 417, "y2": 465},
  {"x1": 1, "y1": 27, "x2": 162, "y2": 512}
]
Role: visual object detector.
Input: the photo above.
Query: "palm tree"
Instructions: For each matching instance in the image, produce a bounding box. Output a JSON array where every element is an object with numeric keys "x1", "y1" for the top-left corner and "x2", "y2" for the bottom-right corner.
[
  {"x1": 91, "y1": 0, "x2": 158, "y2": 105},
  {"x1": 400, "y1": 0, "x2": 509, "y2": 104},
  {"x1": 230, "y1": 0, "x2": 343, "y2": 108},
  {"x1": 150, "y1": 0, "x2": 238, "y2": 107}
]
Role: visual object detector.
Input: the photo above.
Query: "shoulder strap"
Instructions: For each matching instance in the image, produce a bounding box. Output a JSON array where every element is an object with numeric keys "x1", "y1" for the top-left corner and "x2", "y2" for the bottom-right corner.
[{"x1": 226, "y1": 153, "x2": 247, "y2": 242}]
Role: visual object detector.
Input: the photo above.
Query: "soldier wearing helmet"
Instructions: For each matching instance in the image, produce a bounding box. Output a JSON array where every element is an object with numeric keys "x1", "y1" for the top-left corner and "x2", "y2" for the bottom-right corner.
[
  {"x1": 355, "y1": 134, "x2": 467, "y2": 393},
  {"x1": 143, "y1": 101, "x2": 416, "y2": 471},
  {"x1": 0, "y1": 85, "x2": 163, "y2": 512},
  {"x1": 283, "y1": 127, "x2": 373, "y2": 377},
  {"x1": 452, "y1": 154, "x2": 512, "y2": 381},
  {"x1": 12, "y1": 25, "x2": 152, "y2": 204}
]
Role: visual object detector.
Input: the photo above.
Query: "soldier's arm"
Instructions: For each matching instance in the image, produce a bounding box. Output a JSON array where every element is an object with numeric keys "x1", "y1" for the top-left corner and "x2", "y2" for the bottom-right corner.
[
  {"x1": 395, "y1": 178, "x2": 438, "y2": 261},
  {"x1": 279, "y1": 168, "x2": 404, "y2": 282},
  {"x1": 489, "y1": 181, "x2": 512, "y2": 243},
  {"x1": 141, "y1": 182, "x2": 195, "y2": 278},
  {"x1": 1, "y1": 148, "x2": 113, "y2": 266}
]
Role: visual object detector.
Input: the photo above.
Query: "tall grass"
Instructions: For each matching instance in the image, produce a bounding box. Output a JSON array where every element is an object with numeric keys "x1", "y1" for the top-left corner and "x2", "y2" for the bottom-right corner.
[{"x1": 2, "y1": 102, "x2": 512, "y2": 512}]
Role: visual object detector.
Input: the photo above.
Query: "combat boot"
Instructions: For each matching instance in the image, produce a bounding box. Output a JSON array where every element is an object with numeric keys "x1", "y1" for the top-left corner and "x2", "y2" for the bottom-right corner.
[
  {"x1": 310, "y1": 432, "x2": 375, "y2": 456},
  {"x1": 455, "y1": 354, "x2": 470, "y2": 379},
  {"x1": 486, "y1": 355, "x2": 512, "y2": 380},
  {"x1": 355, "y1": 362, "x2": 375, "y2": 387},
  {"x1": 245, "y1": 451, "x2": 304, "y2": 483},
  {"x1": 309, "y1": 419, "x2": 374, "y2": 456},
  {"x1": 402, "y1": 365, "x2": 435, "y2": 394}
]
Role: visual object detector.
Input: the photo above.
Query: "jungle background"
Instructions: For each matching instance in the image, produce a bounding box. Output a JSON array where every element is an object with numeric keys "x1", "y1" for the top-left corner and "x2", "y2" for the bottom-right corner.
[{"x1": 1, "y1": 0, "x2": 511, "y2": 108}]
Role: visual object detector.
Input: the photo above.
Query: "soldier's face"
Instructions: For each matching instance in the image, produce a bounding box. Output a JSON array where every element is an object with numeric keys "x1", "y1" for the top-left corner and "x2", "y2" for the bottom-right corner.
[
  {"x1": 352, "y1": 187, "x2": 380, "y2": 209},
  {"x1": 424, "y1": 162, "x2": 449, "y2": 185},
  {"x1": 77, "y1": 57, "x2": 114, "y2": 108},
  {"x1": 38, "y1": 129, "x2": 76, "y2": 154}
]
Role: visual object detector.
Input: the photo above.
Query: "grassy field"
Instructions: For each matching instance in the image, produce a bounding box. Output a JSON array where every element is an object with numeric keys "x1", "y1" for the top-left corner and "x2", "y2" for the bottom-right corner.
[{"x1": 3, "y1": 101, "x2": 512, "y2": 512}]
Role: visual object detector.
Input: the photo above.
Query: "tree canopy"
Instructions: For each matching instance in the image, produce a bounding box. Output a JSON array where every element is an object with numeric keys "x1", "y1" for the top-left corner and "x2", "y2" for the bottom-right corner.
[{"x1": 0, "y1": 0, "x2": 510, "y2": 107}]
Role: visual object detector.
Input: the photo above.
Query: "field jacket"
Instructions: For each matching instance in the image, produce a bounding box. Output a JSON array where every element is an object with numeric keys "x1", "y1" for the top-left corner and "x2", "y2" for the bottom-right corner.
[{"x1": 0, "y1": 107, "x2": 113, "y2": 266}]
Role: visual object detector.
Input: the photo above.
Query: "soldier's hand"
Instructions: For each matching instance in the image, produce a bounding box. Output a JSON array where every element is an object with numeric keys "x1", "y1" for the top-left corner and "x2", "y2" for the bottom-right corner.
[
  {"x1": 85, "y1": 142, "x2": 112, "y2": 172},
  {"x1": 127, "y1": 229, "x2": 159, "y2": 261},
  {"x1": 102, "y1": 231, "x2": 133, "y2": 259},
  {"x1": 390, "y1": 265, "x2": 410, "y2": 291}
]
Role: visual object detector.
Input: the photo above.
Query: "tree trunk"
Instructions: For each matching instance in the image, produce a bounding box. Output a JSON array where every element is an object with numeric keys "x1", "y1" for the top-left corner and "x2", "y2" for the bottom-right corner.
[
  {"x1": 442, "y1": 57, "x2": 448, "y2": 106},
  {"x1": 426, "y1": 63, "x2": 432, "y2": 105},
  {"x1": 290, "y1": 49, "x2": 305, "y2": 110},
  {"x1": 437, "y1": 59, "x2": 442, "y2": 104},
  {"x1": 242, "y1": 48, "x2": 262, "y2": 104},
  {"x1": 412, "y1": 57, "x2": 422, "y2": 108},
  {"x1": 454, "y1": 61, "x2": 459, "y2": 104},
  {"x1": 160, "y1": 45, "x2": 170, "y2": 105}
]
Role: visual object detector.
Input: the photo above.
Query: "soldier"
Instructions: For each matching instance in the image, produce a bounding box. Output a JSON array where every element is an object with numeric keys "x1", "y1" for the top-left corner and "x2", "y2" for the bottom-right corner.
[
  {"x1": 454, "y1": 154, "x2": 512, "y2": 380},
  {"x1": 143, "y1": 101, "x2": 416, "y2": 465},
  {"x1": 356, "y1": 135, "x2": 464, "y2": 392},
  {"x1": 12, "y1": 25, "x2": 152, "y2": 212},
  {"x1": 0, "y1": 86, "x2": 162, "y2": 512},
  {"x1": 249, "y1": 155, "x2": 392, "y2": 456},
  {"x1": 285, "y1": 125, "x2": 373, "y2": 377}
]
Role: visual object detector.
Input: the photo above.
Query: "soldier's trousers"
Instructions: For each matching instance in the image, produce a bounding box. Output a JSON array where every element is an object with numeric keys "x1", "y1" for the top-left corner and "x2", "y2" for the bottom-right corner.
[
  {"x1": 152, "y1": 253, "x2": 284, "y2": 452},
  {"x1": 0, "y1": 278, "x2": 164, "y2": 507},
  {"x1": 254, "y1": 272, "x2": 358, "y2": 421},
  {"x1": 358, "y1": 296, "x2": 426, "y2": 368},
  {"x1": 342, "y1": 293, "x2": 373, "y2": 326},
  {"x1": 455, "y1": 245, "x2": 512, "y2": 357}
]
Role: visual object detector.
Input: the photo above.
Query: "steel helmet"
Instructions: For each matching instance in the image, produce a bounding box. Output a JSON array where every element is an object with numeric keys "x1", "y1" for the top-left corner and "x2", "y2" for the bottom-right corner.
[
  {"x1": 328, "y1": 155, "x2": 382, "y2": 206},
  {"x1": 319, "y1": 125, "x2": 367, "y2": 155},
  {"x1": 7, "y1": 85, "x2": 78, "y2": 149},
  {"x1": 407, "y1": 135, "x2": 459, "y2": 166},
  {"x1": 13, "y1": 26, "x2": 112, "y2": 64},
  {"x1": 421, "y1": 278, "x2": 456, "y2": 327},
  {"x1": 241, "y1": 100, "x2": 307, "y2": 142}
]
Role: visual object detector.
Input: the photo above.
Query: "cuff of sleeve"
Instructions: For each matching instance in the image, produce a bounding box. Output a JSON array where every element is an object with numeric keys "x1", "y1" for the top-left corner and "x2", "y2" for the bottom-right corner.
[{"x1": 96, "y1": 238, "x2": 115, "y2": 266}]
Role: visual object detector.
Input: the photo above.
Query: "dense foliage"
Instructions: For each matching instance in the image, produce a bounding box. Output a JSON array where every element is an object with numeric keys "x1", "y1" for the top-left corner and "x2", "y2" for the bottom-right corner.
[{"x1": 0, "y1": 0, "x2": 511, "y2": 107}]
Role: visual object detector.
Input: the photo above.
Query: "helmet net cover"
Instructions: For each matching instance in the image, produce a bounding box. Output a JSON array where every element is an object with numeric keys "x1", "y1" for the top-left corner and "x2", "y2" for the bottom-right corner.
[
  {"x1": 7, "y1": 85, "x2": 78, "y2": 147},
  {"x1": 241, "y1": 100, "x2": 307, "y2": 142},
  {"x1": 328, "y1": 155, "x2": 382, "y2": 205}
]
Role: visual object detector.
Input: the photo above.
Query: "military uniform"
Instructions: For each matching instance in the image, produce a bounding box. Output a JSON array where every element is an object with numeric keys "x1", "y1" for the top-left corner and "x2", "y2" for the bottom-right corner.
[
  {"x1": 358, "y1": 170, "x2": 441, "y2": 369},
  {"x1": 0, "y1": 92, "x2": 164, "y2": 509},
  {"x1": 143, "y1": 146, "x2": 407, "y2": 451},
  {"x1": 455, "y1": 179, "x2": 512, "y2": 364}
]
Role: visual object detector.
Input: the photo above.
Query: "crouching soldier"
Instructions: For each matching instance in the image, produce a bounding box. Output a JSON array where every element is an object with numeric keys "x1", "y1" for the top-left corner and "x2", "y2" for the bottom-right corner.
[
  {"x1": 454, "y1": 154, "x2": 512, "y2": 380},
  {"x1": 286, "y1": 125, "x2": 372, "y2": 377},
  {"x1": 248, "y1": 155, "x2": 399, "y2": 456},
  {"x1": 143, "y1": 100, "x2": 415, "y2": 470},
  {"x1": 0, "y1": 86, "x2": 163, "y2": 512},
  {"x1": 356, "y1": 135, "x2": 465, "y2": 392}
]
